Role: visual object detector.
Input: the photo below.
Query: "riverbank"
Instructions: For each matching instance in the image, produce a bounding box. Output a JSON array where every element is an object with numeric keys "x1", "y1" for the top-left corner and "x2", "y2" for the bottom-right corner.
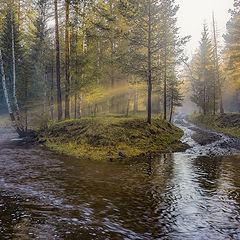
[
  {"x1": 189, "y1": 113, "x2": 240, "y2": 138},
  {"x1": 39, "y1": 117, "x2": 187, "y2": 161},
  {"x1": 0, "y1": 114, "x2": 11, "y2": 127}
]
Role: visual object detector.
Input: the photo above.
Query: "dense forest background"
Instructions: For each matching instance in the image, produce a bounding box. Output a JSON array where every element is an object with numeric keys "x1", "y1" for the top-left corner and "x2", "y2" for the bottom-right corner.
[{"x1": 0, "y1": 0, "x2": 239, "y2": 129}]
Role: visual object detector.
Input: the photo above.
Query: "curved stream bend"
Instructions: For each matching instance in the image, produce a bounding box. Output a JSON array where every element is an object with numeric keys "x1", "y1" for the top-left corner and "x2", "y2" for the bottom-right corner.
[
  {"x1": 0, "y1": 118, "x2": 239, "y2": 239},
  {"x1": 174, "y1": 113, "x2": 240, "y2": 157}
]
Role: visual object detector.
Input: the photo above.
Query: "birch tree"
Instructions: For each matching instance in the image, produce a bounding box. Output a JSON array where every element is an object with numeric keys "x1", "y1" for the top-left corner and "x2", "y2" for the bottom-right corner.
[
  {"x1": 11, "y1": 8, "x2": 21, "y2": 121},
  {"x1": 0, "y1": 50, "x2": 23, "y2": 135}
]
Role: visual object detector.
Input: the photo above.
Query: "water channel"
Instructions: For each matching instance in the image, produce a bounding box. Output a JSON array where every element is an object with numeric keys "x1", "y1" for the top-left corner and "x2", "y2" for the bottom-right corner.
[{"x1": 0, "y1": 117, "x2": 240, "y2": 239}]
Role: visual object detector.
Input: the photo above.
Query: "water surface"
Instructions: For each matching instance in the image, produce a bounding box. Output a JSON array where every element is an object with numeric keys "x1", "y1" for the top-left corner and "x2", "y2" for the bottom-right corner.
[{"x1": 0, "y1": 123, "x2": 240, "y2": 239}]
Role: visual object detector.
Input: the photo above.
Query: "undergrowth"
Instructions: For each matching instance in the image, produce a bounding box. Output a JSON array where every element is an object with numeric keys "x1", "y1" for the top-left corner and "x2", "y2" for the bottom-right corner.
[
  {"x1": 39, "y1": 117, "x2": 186, "y2": 160},
  {"x1": 189, "y1": 113, "x2": 240, "y2": 138}
]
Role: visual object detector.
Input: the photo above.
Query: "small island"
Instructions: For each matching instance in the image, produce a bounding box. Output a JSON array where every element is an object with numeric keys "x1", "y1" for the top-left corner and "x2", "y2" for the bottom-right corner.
[{"x1": 39, "y1": 117, "x2": 187, "y2": 161}]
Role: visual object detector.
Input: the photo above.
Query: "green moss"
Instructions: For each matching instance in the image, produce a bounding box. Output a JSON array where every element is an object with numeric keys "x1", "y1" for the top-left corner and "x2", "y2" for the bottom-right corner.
[
  {"x1": 39, "y1": 117, "x2": 185, "y2": 160},
  {"x1": 189, "y1": 113, "x2": 240, "y2": 138}
]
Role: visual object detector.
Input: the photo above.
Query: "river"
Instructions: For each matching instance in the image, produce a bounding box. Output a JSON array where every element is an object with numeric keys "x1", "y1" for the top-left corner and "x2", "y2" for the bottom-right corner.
[{"x1": 0, "y1": 117, "x2": 240, "y2": 239}]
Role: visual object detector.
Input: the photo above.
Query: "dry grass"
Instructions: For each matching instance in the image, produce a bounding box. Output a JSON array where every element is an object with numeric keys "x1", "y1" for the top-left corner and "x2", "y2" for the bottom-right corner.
[
  {"x1": 39, "y1": 116, "x2": 186, "y2": 160},
  {"x1": 189, "y1": 113, "x2": 240, "y2": 138}
]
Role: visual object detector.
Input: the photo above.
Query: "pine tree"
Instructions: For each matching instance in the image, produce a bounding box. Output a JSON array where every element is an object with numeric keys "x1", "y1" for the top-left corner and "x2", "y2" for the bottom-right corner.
[
  {"x1": 54, "y1": 0, "x2": 63, "y2": 121},
  {"x1": 158, "y1": 0, "x2": 189, "y2": 120},
  {"x1": 212, "y1": 13, "x2": 224, "y2": 114},
  {"x1": 30, "y1": 0, "x2": 52, "y2": 113},
  {"x1": 191, "y1": 24, "x2": 216, "y2": 114},
  {"x1": 223, "y1": 0, "x2": 240, "y2": 112},
  {"x1": 65, "y1": 0, "x2": 70, "y2": 119},
  {"x1": 119, "y1": 0, "x2": 163, "y2": 123}
]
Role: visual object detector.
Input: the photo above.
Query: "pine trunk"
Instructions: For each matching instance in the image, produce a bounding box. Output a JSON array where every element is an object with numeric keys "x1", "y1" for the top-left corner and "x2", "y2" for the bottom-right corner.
[
  {"x1": 65, "y1": 0, "x2": 70, "y2": 119},
  {"x1": 50, "y1": 52, "x2": 54, "y2": 120},
  {"x1": 147, "y1": 0, "x2": 152, "y2": 124},
  {"x1": 163, "y1": 41, "x2": 167, "y2": 120},
  {"x1": 126, "y1": 91, "x2": 131, "y2": 117},
  {"x1": 74, "y1": 33, "x2": 78, "y2": 119},
  {"x1": 54, "y1": 0, "x2": 62, "y2": 121},
  {"x1": 43, "y1": 69, "x2": 48, "y2": 113},
  {"x1": 77, "y1": 93, "x2": 82, "y2": 118},
  {"x1": 169, "y1": 90, "x2": 173, "y2": 122},
  {"x1": 134, "y1": 86, "x2": 138, "y2": 113},
  {"x1": 212, "y1": 13, "x2": 224, "y2": 114}
]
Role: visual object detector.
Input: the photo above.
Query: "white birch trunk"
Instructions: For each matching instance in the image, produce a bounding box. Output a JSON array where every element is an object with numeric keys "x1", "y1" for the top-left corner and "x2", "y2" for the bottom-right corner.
[
  {"x1": 0, "y1": 50, "x2": 22, "y2": 135},
  {"x1": 11, "y1": 11, "x2": 21, "y2": 120},
  {"x1": 0, "y1": 50, "x2": 14, "y2": 118}
]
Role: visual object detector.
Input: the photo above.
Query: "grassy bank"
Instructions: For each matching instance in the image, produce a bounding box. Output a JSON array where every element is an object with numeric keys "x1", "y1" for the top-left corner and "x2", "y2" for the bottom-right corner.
[
  {"x1": 39, "y1": 117, "x2": 186, "y2": 161},
  {"x1": 189, "y1": 113, "x2": 240, "y2": 138},
  {"x1": 0, "y1": 114, "x2": 11, "y2": 127}
]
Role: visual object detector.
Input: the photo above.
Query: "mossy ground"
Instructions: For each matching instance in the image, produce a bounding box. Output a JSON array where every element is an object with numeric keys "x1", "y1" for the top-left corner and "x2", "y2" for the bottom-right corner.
[
  {"x1": 39, "y1": 116, "x2": 186, "y2": 161},
  {"x1": 0, "y1": 114, "x2": 11, "y2": 127},
  {"x1": 189, "y1": 113, "x2": 240, "y2": 138}
]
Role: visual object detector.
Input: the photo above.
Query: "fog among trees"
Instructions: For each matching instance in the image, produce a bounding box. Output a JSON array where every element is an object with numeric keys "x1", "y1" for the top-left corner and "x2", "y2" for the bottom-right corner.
[{"x1": 0, "y1": 0, "x2": 239, "y2": 131}]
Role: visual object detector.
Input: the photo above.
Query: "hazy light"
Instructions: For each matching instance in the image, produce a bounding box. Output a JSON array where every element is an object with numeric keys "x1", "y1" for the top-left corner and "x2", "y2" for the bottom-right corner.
[{"x1": 176, "y1": 0, "x2": 234, "y2": 56}]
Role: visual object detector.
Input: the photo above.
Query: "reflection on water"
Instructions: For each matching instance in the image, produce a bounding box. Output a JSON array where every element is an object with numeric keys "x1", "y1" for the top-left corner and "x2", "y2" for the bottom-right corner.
[{"x1": 0, "y1": 129, "x2": 240, "y2": 239}]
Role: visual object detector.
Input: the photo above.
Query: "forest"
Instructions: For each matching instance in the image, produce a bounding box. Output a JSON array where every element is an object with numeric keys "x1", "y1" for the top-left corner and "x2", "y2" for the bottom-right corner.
[
  {"x1": 1, "y1": 1, "x2": 240, "y2": 239},
  {"x1": 0, "y1": 0, "x2": 187, "y2": 131},
  {"x1": 0, "y1": 0, "x2": 239, "y2": 132}
]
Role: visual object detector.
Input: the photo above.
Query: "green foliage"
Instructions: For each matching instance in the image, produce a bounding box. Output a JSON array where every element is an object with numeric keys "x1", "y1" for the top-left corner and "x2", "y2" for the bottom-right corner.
[
  {"x1": 223, "y1": 0, "x2": 240, "y2": 112},
  {"x1": 0, "y1": 0, "x2": 188, "y2": 124},
  {"x1": 0, "y1": 4, "x2": 32, "y2": 112},
  {"x1": 190, "y1": 24, "x2": 217, "y2": 114}
]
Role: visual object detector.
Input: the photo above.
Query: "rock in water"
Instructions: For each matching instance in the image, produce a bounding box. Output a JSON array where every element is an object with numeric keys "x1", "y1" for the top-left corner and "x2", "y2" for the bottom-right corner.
[{"x1": 118, "y1": 152, "x2": 126, "y2": 158}]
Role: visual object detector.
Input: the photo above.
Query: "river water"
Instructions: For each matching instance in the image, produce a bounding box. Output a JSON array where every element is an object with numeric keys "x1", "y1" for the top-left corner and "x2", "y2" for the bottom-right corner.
[{"x1": 0, "y1": 118, "x2": 240, "y2": 240}]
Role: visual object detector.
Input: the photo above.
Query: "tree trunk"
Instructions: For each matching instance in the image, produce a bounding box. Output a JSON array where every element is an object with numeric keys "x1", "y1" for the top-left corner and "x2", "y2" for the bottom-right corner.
[
  {"x1": 17, "y1": 0, "x2": 21, "y2": 31},
  {"x1": 77, "y1": 93, "x2": 82, "y2": 118},
  {"x1": 213, "y1": 76, "x2": 216, "y2": 115},
  {"x1": 220, "y1": 95, "x2": 224, "y2": 114},
  {"x1": 50, "y1": 51, "x2": 54, "y2": 120},
  {"x1": 163, "y1": 40, "x2": 167, "y2": 120},
  {"x1": 203, "y1": 83, "x2": 206, "y2": 115},
  {"x1": 54, "y1": 0, "x2": 62, "y2": 121},
  {"x1": 134, "y1": 86, "x2": 138, "y2": 114},
  {"x1": 11, "y1": 10, "x2": 21, "y2": 122},
  {"x1": 110, "y1": 0, "x2": 114, "y2": 88},
  {"x1": 94, "y1": 104, "x2": 97, "y2": 117},
  {"x1": 0, "y1": 50, "x2": 22, "y2": 135},
  {"x1": 65, "y1": 0, "x2": 70, "y2": 119},
  {"x1": 203, "y1": 66, "x2": 207, "y2": 115},
  {"x1": 24, "y1": 107, "x2": 28, "y2": 132},
  {"x1": 212, "y1": 13, "x2": 224, "y2": 114},
  {"x1": 126, "y1": 91, "x2": 131, "y2": 117},
  {"x1": 43, "y1": 69, "x2": 48, "y2": 113},
  {"x1": 74, "y1": 93, "x2": 77, "y2": 119},
  {"x1": 74, "y1": 33, "x2": 78, "y2": 119},
  {"x1": 169, "y1": 90, "x2": 173, "y2": 122},
  {"x1": 147, "y1": 0, "x2": 152, "y2": 124}
]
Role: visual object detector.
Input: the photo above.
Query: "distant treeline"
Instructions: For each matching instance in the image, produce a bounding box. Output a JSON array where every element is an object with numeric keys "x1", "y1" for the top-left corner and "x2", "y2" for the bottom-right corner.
[{"x1": 186, "y1": 0, "x2": 240, "y2": 115}]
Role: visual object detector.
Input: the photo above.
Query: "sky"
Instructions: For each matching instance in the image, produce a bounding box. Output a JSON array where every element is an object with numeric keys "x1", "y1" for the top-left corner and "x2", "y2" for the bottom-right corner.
[{"x1": 176, "y1": 0, "x2": 234, "y2": 56}]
